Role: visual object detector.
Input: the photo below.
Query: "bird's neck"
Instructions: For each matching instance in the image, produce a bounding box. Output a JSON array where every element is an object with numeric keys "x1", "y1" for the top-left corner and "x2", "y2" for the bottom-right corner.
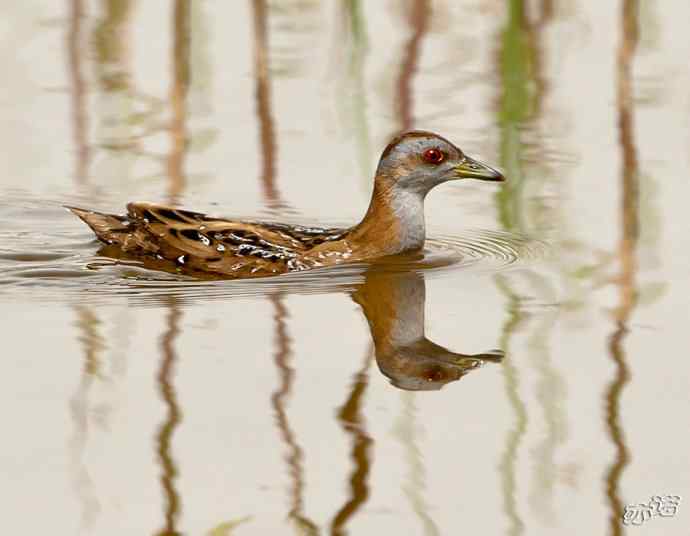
[
  {"x1": 349, "y1": 180, "x2": 426, "y2": 255},
  {"x1": 354, "y1": 271, "x2": 426, "y2": 351}
]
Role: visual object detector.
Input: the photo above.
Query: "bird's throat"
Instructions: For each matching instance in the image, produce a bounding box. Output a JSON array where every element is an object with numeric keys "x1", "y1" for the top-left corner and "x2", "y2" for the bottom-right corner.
[{"x1": 350, "y1": 182, "x2": 427, "y2": 256}]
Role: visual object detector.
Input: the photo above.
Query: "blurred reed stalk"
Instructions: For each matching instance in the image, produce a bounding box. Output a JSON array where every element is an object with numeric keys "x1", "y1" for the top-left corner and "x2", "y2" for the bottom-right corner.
[
  {"x1": 604, "y1": 0, "x2": 639, "y2": 533},
  {"x1": 250, "y1": 0, "x2": 286, "y2": 210},
  {"x1": 168, "y1": 0, "x2": 191, "y2": 202},
  {"x1": 396, "y1": 0, "x2": 430, "y2": 132},
  {"x1": 67, "y1": 0, "x2": 90, "y2": 184},
  {"x1": 268, "y1": 294, "x2": 319, "y2": 535},
  {"x1": 330, "y1": 347, "x2": 374, "y2": 536},
  {"x1": 156, "y1": 299, "x2": 183, "y2": 536}
]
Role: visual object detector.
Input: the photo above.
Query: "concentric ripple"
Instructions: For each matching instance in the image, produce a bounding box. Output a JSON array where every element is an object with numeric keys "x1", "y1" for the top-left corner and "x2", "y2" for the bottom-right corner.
[{"x1": 425, "y1": 228, "x2": 549, "y2": 269}]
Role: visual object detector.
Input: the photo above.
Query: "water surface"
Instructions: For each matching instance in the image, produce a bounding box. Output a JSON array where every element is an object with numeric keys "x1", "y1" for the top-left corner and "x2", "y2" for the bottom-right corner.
[{"x1": 1, "y1": 1, "x2": 690, "y2": 535}]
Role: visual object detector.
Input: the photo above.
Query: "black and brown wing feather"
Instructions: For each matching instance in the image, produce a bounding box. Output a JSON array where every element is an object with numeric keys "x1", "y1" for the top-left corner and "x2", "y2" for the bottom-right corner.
[{"x1": 68, "y1": 202, "x2": 348, "y2": 276}]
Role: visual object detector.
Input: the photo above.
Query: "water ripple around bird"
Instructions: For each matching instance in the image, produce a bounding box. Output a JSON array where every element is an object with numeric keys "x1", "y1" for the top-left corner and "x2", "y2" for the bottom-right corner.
[{"x1": 0, "y1": 223, "x2": 548, "y2": 306}]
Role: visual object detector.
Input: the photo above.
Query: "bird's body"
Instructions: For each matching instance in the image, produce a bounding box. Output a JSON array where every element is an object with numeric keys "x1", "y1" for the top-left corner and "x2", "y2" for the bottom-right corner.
[{"x1": 68, "y1": 131, "x2": 503, "y2": 278}]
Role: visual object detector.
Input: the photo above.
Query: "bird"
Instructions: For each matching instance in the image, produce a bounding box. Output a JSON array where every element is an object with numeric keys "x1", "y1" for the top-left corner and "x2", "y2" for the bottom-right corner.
[
  {"x1": 353, "y1": 268, "x2": 504, "y2": 391},
  {"x1": 68, "y1": 131, "x2": 504, "y2": 278}
]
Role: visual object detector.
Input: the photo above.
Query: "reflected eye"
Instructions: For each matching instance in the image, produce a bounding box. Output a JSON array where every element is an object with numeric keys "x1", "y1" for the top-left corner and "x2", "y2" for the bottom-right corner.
[{"x1": 422, "y1": 148, "x2": 445, "y2": 165}]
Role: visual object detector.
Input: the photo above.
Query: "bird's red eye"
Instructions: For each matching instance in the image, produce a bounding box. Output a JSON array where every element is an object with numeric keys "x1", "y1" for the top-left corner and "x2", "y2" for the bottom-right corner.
[{"x1": 422, "y1": 148, "x2": 445, "y2": 165}]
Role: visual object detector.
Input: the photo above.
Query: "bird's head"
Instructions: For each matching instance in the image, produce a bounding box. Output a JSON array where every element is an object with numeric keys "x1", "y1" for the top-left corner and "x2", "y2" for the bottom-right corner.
[{"x1": 375, "y1": 130, "x2": 504, "y2": 195}]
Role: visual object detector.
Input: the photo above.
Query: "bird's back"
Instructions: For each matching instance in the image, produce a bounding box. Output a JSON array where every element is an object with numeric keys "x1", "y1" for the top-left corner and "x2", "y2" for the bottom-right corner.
[{"x1": 68, "y1": 202, "x2": 349, "y2": 277}]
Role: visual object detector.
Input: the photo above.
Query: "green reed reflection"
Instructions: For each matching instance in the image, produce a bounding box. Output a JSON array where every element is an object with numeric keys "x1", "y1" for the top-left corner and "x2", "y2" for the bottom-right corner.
[
  {"x1": 494, "y1": 2, "x2": 534, "y2": 534},
  {"x1": 494, "y1": 1, "x2": 557, "y2": 534},
  {"x1": 91, "y1": 0, "x2": 142, "y2": 180},
  {"x1": 494, "y1": 276, "x2": 527, "y2": 536},
  {"x1": 206, "y1": 516, "x2": 252, "y2": 536},
  {"x1": 497, "y1": 10, "x2": 567, "y2": 518},
  {"x1": 93, "y1": 0, "x2": 132, "y2": 91},
  {"x1": 335, "y1": 0, "x2": 372, "y2": 186},
  {"x1": 393, "y1": 392, "x2": 441, "y2": 536},
  {"x1": 496, "y1": 0, "x2": 536, "y2": 233},
  {"x1": 92, "y1": 0, "x2": 134, "y2": 122},
  {"x1": 523, "y1": 274, "x2": 565, "y2": 524}
]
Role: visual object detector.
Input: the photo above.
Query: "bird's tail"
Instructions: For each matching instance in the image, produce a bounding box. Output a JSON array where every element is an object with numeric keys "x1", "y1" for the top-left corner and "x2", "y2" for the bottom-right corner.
[{"x1": 65, "y1": 205, "x2": 130, "y2": 244}]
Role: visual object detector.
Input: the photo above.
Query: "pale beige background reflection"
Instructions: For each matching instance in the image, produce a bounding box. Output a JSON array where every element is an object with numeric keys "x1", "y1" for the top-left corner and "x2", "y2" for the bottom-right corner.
[{"x1": 1, "y1": 1, "x2": 689, "y2": 535}]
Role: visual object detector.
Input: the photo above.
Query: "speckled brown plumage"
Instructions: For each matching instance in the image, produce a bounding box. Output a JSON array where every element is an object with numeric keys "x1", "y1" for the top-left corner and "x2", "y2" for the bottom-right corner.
[{"x1": 68, "y1": 202, "x2": 350, "y2": 277}]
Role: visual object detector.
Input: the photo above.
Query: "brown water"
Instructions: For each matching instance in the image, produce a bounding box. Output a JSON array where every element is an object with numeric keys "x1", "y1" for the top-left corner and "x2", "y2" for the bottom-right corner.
[{"x1": 1, "y1": 1, "x2": 689, "y2": 535}]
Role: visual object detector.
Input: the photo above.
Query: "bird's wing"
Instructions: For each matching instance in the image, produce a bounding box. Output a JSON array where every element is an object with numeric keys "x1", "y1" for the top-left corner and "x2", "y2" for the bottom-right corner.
[{"x1": 125, "y1": 202, "x2": 348, "y2": 267}]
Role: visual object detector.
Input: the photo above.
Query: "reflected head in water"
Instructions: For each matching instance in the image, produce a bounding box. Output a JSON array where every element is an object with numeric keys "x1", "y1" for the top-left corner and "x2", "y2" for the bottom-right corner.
[
  {"x1": 352, "y1": 267, "x2": 503, "y2": 391},
  {"x1": 67, "y1": 131, "x2": 504, "y2": 278}
]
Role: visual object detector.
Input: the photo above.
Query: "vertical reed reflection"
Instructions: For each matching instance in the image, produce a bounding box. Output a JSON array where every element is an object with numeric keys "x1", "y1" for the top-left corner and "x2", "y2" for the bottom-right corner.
[
  {"x1": 493, "y1": 1, "x2": 540, "y2": 533},
  {"x1": 393, "y1": 393, "x2": 441, "y2": 536},
  {"x1": 269, "y1": 295, "x2": 319, "y2": 535},
  {"x1": 69, "y1": 306, "x2": 105, "y2": 529},
  {"x1": 330, "y1": 347, "x2": 373, "y2": 536},
  {"x1": 155, "y1": 4, "x2": 191, "y2": 531},
  {"x1": 524, "y1": 276, "x2": 565, "y2": 524},
  {"x1": 156, "y1": 300, "x2": 183, "y2": 536},
  {"x1": 250, "y1": 0, "x2": 283, "y2": 210},
  {"x1": 67, "y1": 0, "x2": 90, "y2": 184},
  {"x1": 496, "y1": 0, "x2": 536, "y2": 233},
  {"x1": 494, "y1": 277, "x2": 528, "y2": 536},
  {"x1": 336, "y1": 0, "x2": 372, "y2": 184},
  {"x1": 505, "y1": 4, "x2": 568, "y2": 524},
  {"x1": 248, "y1": 2, "x2": 313, "y2": 531},
  {"x1": 66, "y1": 13, "x2": 127, "y2": 434},
  {"x1": 92, "y1": 0, "x2": 138, "y2": 177},
  {"x1": 604, "y1": 1, "x2": 639, "y2": 533},
  {"x1": 93, "y1": 0, "x2": 132, "y2": 92},
  {"x1": 168, "y1": 0, "x2": 191, "y2": 202},
  {"x1": 396, "y1": 0, "x2": 430, "y2": 132},
  {"x1": 392, "y1": 4, "x2": 437, "y2": 531}
]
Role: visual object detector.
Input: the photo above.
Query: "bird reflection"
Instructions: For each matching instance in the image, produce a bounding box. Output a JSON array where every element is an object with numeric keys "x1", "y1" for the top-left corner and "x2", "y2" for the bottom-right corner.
[
  {"x1": 367, "y1": 0, "x2": 501, "y2": 391},
  {"x1": 352, "y1": 268, "x2": 503, "y2": 391}
]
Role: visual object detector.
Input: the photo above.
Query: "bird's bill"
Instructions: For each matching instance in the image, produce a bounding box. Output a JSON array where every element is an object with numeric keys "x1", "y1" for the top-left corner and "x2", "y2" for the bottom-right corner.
[{"x1": 454, "y1": 156, "x2": 504, "y2": 181}]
